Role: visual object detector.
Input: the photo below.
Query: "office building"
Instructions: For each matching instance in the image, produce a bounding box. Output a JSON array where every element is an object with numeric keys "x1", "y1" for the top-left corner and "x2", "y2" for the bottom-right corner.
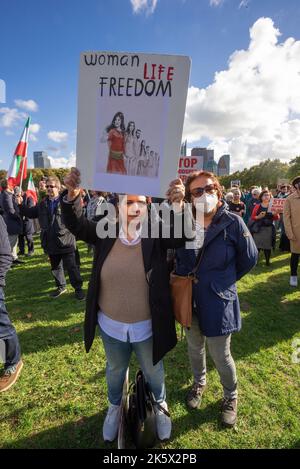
[
  {"x1": 191, "y1": 147, "x2": 214, "y2": 170},
  {"x1": 218, "y1": 154, "x2": 230, "y2": 176},
  {"x1": 33, "y1": 151, "x2": 51, "y2": 169}
]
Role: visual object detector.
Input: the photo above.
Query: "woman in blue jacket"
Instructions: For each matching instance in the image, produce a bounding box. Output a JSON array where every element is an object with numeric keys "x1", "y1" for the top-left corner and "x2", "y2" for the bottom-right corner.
[{"x1": 175, "y1": 171, "x2": 258, "y2": 427}]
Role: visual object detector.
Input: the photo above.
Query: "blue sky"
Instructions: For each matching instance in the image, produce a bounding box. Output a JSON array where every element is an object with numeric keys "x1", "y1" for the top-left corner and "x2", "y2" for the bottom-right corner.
[{"x1": 1, "y1": 0, "x2": 300, "y2": 171}]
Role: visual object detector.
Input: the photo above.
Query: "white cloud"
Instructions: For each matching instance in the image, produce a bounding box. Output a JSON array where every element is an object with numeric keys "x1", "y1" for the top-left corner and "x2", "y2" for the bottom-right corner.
[
  {"x1": 14, "y1": 99, "x2": 39, "y2": 112},
  {"x1": 209, "y1": 0, "x2": 224, "y2": 7},
  {"x1": 183, "y1": 17, "x2": 300, "y2": 171},
  {"x1": 29, "y1": 123, "x2": 40, "y2": 142},
  {"x1": 30, "y1": 123, "x2": 40, "y2": 134},
  {"x1": 0, "y1": 107, "x2": 26, "y2": 128},
  {"x1": 47, "y1": 131, "x2": 68, "y2": 143},
  {"x1": 130, "y1": 0, "x2": 158, "y2": 15},
  {"x1": 48, "y1": 151, "x2": 76, "y2": 169}
]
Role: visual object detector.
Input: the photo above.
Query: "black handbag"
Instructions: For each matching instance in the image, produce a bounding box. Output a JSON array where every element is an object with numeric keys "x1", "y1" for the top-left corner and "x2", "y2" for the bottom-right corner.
[{"x1": 126, "y1": 369, "x2": 169, "y2": 449}]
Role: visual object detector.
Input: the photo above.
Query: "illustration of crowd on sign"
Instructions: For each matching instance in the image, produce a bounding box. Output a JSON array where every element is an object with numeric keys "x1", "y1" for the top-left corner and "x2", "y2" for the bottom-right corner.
[{"x1": 100, "y1": 111, "x2": 160, "y2": 178}]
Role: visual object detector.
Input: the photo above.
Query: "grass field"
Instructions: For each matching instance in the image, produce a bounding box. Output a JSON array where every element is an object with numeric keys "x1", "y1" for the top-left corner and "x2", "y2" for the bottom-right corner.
[{"x1": 0, "y1": 237, "x2": 299, "y2": 449}]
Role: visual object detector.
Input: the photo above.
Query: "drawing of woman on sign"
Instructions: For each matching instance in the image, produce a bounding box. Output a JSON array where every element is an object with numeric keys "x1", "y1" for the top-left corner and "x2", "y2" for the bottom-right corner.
[
  {"x1": 137, "y1": 140, "x2": 147, "y2": 176},
  {"x1": 124, "y1": 121, "x2": 137, "y2": 176},
  {"x1": 104, "y1": 112, "x2": 127, "y2": 175}
]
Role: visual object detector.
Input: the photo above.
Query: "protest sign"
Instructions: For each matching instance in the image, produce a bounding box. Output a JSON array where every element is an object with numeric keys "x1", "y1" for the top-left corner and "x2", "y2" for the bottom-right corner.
[
  {"x1": 177, "y1": 156, "x2": 204, "y2": 183},
  {"x1": 76, "y1": 51, "x2": 191, "y2": 196},
  {"x1": 231, "y1": 180, "x2": 241, "y2": 188},
  {"x1": 269, "y1": 198, "x2": 286, "y2": 214}
]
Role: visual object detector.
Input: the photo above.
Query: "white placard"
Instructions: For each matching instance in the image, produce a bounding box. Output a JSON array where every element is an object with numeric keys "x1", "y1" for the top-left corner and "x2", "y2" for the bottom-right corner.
[{"x1": 76, "y1": 51, "x2": 191, "y2": 196}]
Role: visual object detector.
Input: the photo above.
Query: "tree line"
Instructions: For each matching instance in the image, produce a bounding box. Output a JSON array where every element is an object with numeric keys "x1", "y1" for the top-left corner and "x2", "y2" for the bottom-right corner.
[{"x1": 219, "y1": 157, "x2": 300, "y2": 189}]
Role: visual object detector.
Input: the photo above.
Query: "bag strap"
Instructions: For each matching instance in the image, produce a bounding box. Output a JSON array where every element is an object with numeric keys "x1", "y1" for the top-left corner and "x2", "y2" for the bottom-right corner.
[
  {"x1": 128, "y1": 371, "x2": 171, "y2": 418},
  {"x1": 188, "y1": 246, "x2": 205, "y2": 281},
  {"x1": 148, "y1": 392, "x2": 170, "y2": 418}
]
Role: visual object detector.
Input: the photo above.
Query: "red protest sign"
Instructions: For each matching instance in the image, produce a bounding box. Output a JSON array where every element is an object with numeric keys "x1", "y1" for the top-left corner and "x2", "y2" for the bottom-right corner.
[
  {"x1": 270, "y1": 198, "x2": 286, "y2": 214},
  {"x1": 177, "y1": 156, "x2": 204, "y2": 183}
]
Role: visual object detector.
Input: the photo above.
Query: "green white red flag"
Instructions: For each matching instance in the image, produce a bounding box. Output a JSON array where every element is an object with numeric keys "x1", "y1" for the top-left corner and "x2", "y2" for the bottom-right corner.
[
  {"x1": 26, "y1": 172, "x2": 37, "y2": 204},
  {"x1": 7, "y1": 117, "x2": 30, "y2": 187}
]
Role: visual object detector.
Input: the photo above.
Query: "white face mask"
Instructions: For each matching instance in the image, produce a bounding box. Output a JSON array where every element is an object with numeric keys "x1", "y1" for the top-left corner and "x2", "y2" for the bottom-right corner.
[{"x1": 194, "y1": 193, "x2": 219, "y2": 214}]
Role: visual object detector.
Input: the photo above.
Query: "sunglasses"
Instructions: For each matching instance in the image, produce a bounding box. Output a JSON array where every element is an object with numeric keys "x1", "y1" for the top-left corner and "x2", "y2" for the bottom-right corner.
[
  {"x1": 190, "y1": 184, "x2": 216, "y2": 197},
  {"x1": 46, "y1": 185, "x2": 56, "y2": 189}
]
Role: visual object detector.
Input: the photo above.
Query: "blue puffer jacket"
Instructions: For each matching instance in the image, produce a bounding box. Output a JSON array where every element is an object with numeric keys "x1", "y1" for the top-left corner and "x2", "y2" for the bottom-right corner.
[{"x1": 175, "y1": 203, "x2": 258, "y2": 337}]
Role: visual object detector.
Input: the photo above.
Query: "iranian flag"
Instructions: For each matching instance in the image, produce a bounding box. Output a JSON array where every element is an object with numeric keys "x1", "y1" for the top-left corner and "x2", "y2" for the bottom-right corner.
[
  {"x1": 7, "y1": 116, "x2": 30, "y2": 188},
  {"x1": 26, "y1": 172, "x2": 37, "y2": 205}
]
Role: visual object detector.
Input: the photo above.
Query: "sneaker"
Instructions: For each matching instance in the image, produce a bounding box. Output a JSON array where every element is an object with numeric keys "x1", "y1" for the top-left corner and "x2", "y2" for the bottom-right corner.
[
  {"x1": 103, "y1": 404, "x2": 121, "y2": 442},
  {"x1": 290, "y1": 276, "x2": 298, "y2": 287},
  {"x1": 186, "y1": 383, "x2": 206, "y2": 409},
  {"x1": 75, "y1": 289, "x2": 85, "y2": 301},
  {"x1": 49, "y1": 287, "x2": 67, "y2": 298},
  {"x1": 26, "y1": 251, "x2": 34, "y2": 257},
  {"x1": 221, "y1": 398, "x2": 237, "y2": 428},
  {"x1": 0, "y1": 360, "x2": 23, "y2": 393},
  {"x1": 155, "y1": 401, "x2": 172, "y2": 441}
]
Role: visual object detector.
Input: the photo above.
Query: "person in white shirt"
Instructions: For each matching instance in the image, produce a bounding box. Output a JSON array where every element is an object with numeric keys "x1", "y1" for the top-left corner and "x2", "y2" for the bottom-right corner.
[{"x1": 62, "y1": 168, "x2": 192, "y2": 444}]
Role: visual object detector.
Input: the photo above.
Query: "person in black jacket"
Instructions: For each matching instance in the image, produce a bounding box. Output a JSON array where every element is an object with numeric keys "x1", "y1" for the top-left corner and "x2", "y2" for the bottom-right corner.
[
  {"x1": 0, "y1": 214, "x2": 23, "y2": 392},
  {"x1": 61, "y1": 167, "x2": 193, "y2": 444},
  {"x1": 16, "y1": 176, "x2": 84, "y2": 300},
  {"x1": 17, "y1": 189, "x2": 35, "y2": 257},
  {"x1": 1, "y1": 179, "x2": 24, "y2": 265}
]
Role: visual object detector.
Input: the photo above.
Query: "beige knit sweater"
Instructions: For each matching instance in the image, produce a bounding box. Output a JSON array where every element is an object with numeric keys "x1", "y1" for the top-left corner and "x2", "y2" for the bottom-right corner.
[{"x1": 98, "y1": 239, "x2": 151, "y2": 323}]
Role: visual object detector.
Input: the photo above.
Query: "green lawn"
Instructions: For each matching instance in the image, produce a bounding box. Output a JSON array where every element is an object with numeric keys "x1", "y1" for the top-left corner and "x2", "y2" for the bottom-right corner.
[{"x1": 0, "y1": 237, "x2": 299, "y2": 449}]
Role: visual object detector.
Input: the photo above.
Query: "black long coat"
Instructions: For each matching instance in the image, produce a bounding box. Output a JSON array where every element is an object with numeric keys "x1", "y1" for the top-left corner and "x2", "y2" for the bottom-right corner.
[
  {"x1": 61, "y1": 194, "x2": 192, "y2": 365},
  {"x1": 21, "y1": 197, "x2": 76, "y2": 255},
  {"x1": 21, "y1": 194, "x2": 35, "y2": 236},
  {"x1": 1, "y1": 190, "x2": 22, "y2": 235}
]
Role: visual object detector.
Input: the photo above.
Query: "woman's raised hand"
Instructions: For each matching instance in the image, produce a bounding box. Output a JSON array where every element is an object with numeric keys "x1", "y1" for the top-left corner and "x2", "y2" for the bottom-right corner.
[
  {"x1": 166, "y1": 178, "x2": 185, "y2": 206},
  {"x1": 64, "y1": 167, "x2": 82, "y2": 201}
]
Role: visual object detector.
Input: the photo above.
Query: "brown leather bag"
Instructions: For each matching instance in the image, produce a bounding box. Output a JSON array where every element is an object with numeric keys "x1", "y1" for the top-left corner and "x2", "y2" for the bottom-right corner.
[{"x1": 170, "y1": 249, "x2": 204, "y2": 328}]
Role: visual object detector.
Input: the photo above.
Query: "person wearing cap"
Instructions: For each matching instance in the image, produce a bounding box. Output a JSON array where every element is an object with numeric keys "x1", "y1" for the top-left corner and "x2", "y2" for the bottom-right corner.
[{"x1": 283, "y1": 176, "x2": 300, "y2": 287}]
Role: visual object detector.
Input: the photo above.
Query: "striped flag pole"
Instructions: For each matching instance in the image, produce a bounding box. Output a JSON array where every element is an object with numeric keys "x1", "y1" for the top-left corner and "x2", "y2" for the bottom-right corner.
[
  {"x1": 19, "y1": 116, "x2": 31, "y2": 190},
  {"x1": 7, "y1": 116, "x2": 30, "y2": 189}
]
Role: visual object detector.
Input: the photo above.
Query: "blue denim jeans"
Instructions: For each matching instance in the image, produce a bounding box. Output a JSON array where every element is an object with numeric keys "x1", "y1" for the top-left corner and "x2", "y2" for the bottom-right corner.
[
  {"x1": 0, "y1": 288, "x2": 21, "y2": 369},
  {"x1": 99, "y1": 327, "x2": 166, "y2": 406}
]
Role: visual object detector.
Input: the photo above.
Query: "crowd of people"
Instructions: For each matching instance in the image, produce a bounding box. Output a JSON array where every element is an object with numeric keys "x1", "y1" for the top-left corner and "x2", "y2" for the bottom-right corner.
[
  {"x1": 0, "y1": 169, "x2": 299, "y2": 446},
  {"x1": 225, "y1": 180, "x2": 300, "y2": 281}
]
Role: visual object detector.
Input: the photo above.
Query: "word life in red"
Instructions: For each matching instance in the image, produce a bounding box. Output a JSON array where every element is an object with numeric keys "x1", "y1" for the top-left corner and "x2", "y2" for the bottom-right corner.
[{"x1": 143, "y1": 63, "x2": 175, "y2": 81}]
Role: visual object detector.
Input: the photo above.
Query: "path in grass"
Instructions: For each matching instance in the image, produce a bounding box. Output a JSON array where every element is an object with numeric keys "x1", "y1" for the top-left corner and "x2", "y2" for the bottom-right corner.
[{"x1": 0, "y1": 239, "x2": 299, "y2": 449}]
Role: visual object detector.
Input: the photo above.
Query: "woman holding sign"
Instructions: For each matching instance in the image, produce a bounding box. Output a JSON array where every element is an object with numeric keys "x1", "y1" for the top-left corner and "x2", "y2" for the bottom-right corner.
[{"x1": 61, "y1": 168, "x2": 192, "y2": 444}]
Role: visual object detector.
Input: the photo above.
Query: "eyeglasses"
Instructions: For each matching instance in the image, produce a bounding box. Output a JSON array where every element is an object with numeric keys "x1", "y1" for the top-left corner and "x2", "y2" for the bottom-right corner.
[
  {"x1": 46, "y1": 185, "x2": 56, "y2": 189},
  {"x1": 190, "y1": 184, "x2": 216, "y2": 197}
]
